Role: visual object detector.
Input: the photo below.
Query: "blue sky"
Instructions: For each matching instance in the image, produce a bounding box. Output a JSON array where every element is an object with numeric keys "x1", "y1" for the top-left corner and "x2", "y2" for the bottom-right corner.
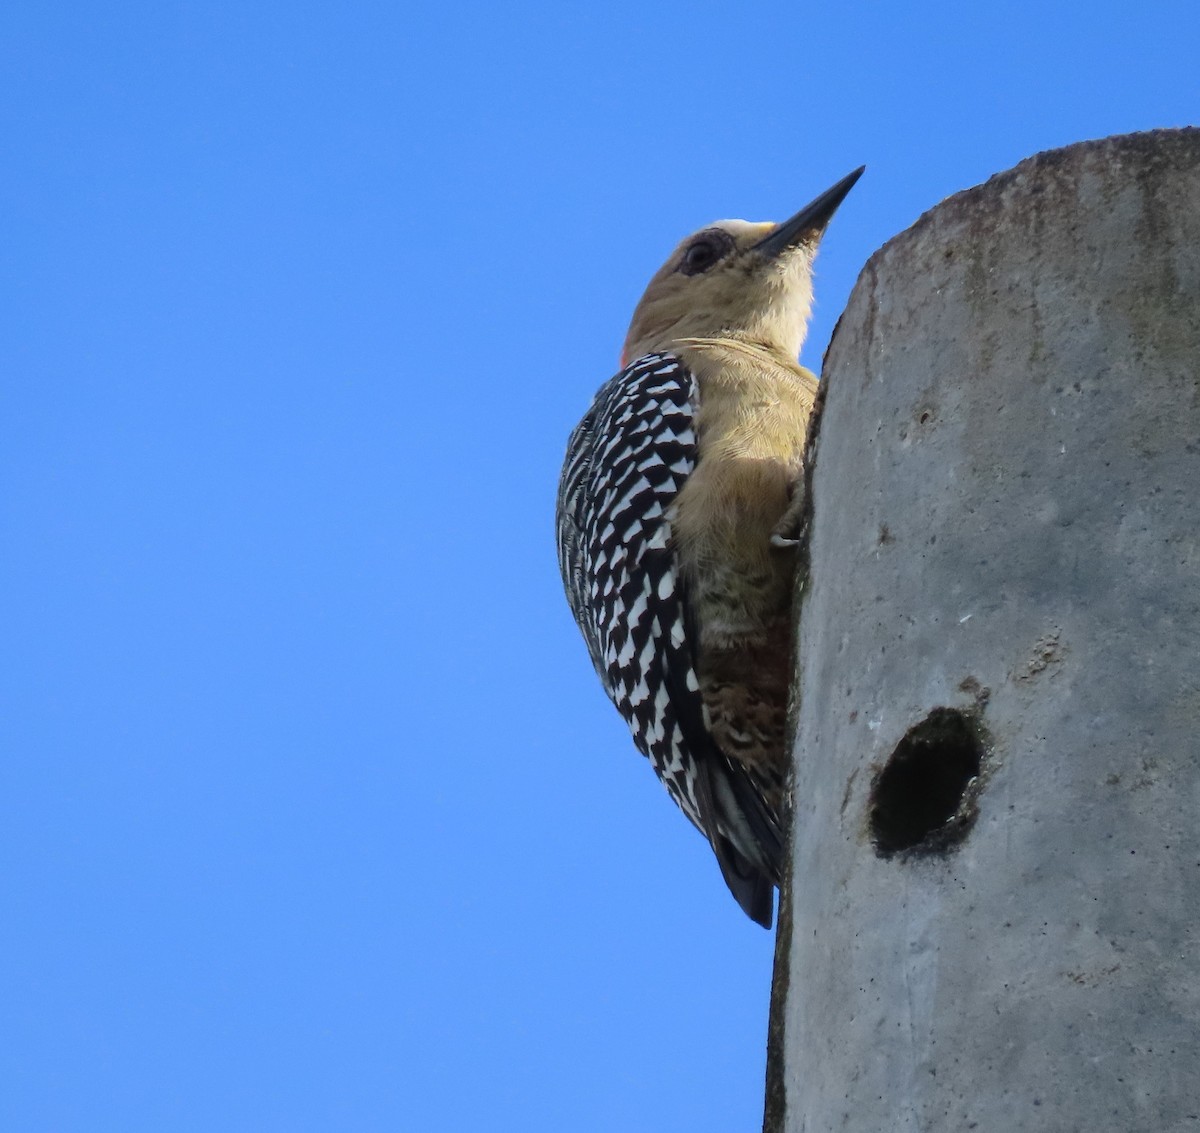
[{"x1": 2, "y1": 2, "x2": 1196, "y2": 1129}]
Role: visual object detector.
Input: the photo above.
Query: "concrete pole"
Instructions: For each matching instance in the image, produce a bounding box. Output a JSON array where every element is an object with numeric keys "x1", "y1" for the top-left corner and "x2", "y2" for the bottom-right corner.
[{"x1": 769, "y1": 129, "x2": 1200, "y2": 1131}]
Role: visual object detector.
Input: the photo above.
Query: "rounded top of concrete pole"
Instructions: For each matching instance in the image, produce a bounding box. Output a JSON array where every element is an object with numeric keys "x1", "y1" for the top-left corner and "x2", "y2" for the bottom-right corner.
[{"x1": 871, "y1": 127, "x2": 1200, "y2": 275}]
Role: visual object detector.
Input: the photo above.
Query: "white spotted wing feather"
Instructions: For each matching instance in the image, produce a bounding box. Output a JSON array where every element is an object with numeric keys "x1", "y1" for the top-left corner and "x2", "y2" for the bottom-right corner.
[{"x1": 556, "y1": 353, "x2": 780, "y2": 926}]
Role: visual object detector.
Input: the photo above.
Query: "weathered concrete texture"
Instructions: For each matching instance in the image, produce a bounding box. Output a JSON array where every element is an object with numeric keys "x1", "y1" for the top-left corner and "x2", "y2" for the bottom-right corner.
[{"x1": 779, "y1": 130, "x2": 1200, "y2": 1131}]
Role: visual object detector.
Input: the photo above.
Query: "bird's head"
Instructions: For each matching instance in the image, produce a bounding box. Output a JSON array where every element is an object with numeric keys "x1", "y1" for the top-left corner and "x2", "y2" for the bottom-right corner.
[{"x1": 622, "y1": 167, "x2": 863, "y2": 366}]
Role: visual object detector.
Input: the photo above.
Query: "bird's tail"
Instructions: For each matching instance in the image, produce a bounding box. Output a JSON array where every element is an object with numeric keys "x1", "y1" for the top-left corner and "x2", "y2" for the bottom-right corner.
[{"x1": 696, "y1": 747, "x2": 783, "y2": 928}]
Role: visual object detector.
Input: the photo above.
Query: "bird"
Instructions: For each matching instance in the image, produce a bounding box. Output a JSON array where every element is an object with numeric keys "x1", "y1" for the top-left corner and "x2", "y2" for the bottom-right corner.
[{"x1": 556, "y1": 168, "x2": 863, "y2": 927}]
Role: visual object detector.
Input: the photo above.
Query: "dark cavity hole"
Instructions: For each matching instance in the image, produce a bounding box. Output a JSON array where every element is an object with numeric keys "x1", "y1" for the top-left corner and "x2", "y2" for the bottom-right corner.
[{"x1": 869, "y1": 708, "x2": 983, "y2": 857}]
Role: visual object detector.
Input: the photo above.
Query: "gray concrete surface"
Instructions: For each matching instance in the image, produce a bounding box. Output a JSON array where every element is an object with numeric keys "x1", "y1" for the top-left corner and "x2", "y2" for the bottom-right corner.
[{"x1": 776, "y1": 130, "x2": 1200, "y2": 1131}]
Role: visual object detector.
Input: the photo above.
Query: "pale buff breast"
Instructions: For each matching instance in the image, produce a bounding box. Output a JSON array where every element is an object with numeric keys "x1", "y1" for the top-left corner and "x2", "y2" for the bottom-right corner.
[
  {"x1": 668, "y1": 340, "x2": 816, "y2": 783},
  {"x1": 671, "y1": 340, "x2": 816, "y2": 630}
]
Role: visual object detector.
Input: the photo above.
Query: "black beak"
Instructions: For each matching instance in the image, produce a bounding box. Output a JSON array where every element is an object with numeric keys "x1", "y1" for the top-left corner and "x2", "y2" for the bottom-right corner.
[{"x1": 753, "y1": 166, "x2": 865, "y2": 260}]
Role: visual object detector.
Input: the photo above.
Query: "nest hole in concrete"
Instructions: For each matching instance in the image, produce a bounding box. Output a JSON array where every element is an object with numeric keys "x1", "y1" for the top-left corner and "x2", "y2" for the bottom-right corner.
[{"x1": 869, "y1": 708, "x2": 984, "y2": 857}]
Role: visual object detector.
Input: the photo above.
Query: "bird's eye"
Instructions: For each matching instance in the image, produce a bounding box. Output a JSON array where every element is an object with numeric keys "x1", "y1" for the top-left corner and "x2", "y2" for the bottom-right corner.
[{"x1": 681, "y1": 238, "x2": 721, "y2": 275}]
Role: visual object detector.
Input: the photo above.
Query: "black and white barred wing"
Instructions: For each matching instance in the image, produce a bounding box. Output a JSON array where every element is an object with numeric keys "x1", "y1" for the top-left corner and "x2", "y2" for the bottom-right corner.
[
  {"x1": 556, "y1": 354, "x2": 779, "y2": 926},
  {"x1": 556, "y1": 353, "x2": 704, "y2": 827}
]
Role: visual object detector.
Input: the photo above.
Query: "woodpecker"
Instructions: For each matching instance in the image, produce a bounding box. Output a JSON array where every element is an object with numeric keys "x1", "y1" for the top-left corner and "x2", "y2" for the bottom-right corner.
[{"x1": 556, "y1": 168, "x2": 863, "y2": 927}]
